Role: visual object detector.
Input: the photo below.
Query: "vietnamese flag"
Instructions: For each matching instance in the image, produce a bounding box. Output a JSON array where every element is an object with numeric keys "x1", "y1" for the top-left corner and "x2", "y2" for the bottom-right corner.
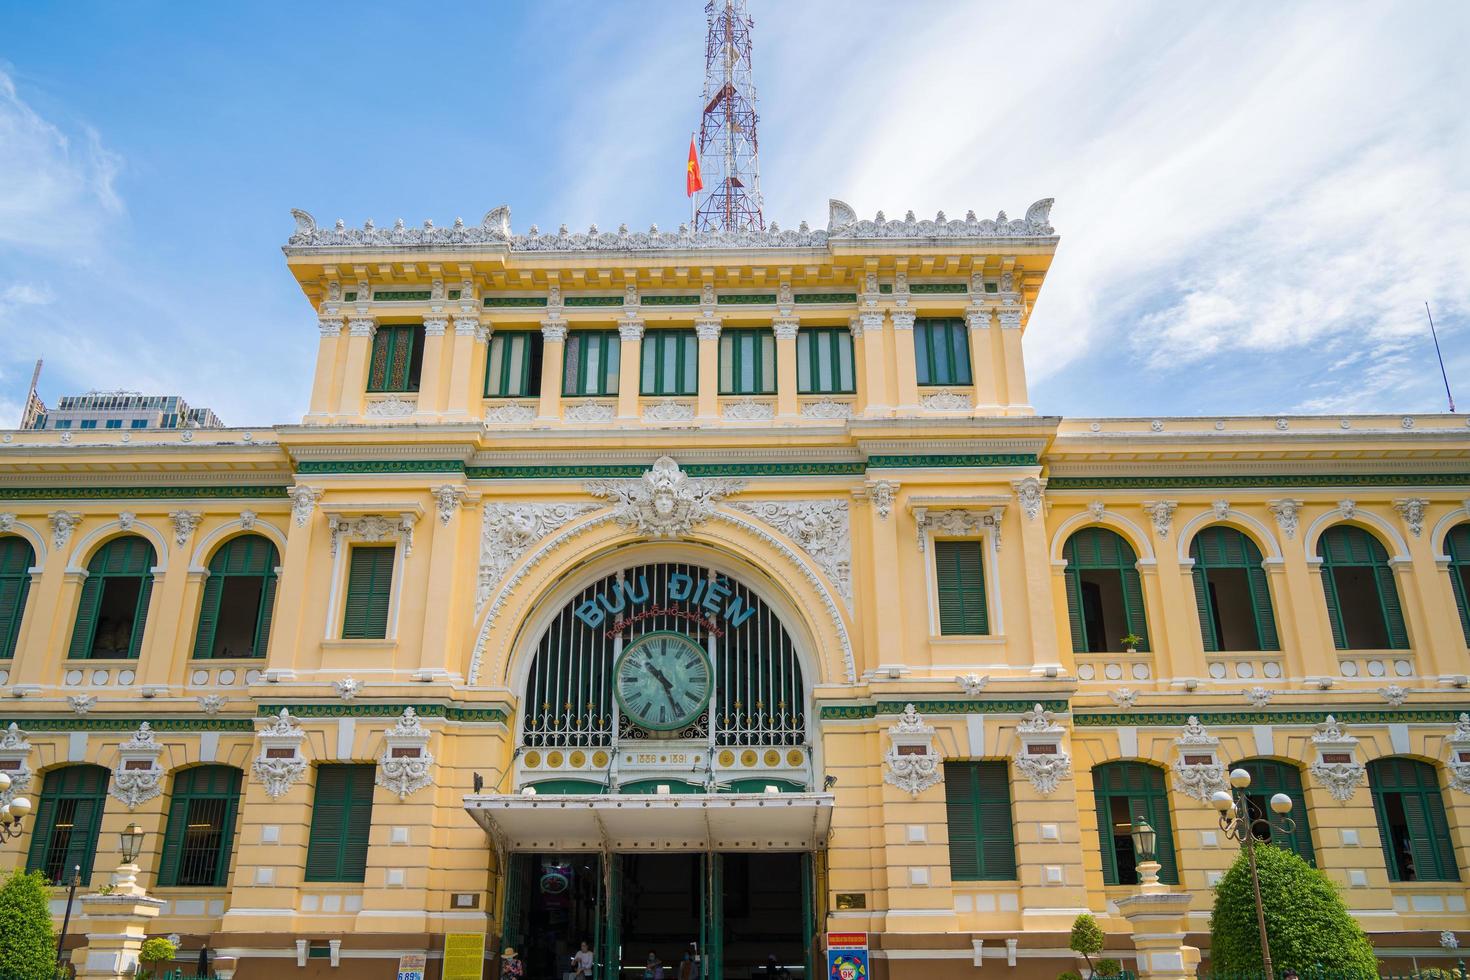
[{"x1": 686, "y1": 136, "x2": 704, "y2": 197}]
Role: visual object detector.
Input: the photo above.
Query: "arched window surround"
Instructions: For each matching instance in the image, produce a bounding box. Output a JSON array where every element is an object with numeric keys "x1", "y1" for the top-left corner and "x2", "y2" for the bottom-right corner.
[
  {"x1": 1187, "y1": 525, "x2": 1281, "y2": 652},
  {"x1": 0, "y1": 535, "x2": 37, "y2": 660},
  {"x1": 1061, "y1": 526, "x2": 1151, "y2": 654},
  {"x1": 1314, "y1": 523, "x2": 1410, "y2": 651},
  {"x1": 68, "y1": 535, "x2": 159, "y2": 661},
  {"x1": 191, "y1": 534, "x2": 281, "y2": 660},
  {"x1": 1089, "y1": 760, "x2": 1178, "y2": 886}
]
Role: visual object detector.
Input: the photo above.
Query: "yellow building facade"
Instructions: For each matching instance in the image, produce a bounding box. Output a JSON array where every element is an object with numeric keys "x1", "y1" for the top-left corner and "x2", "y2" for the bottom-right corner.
[{"x1": 1, "y1": 199, "x2": 1469, "y2": 980}]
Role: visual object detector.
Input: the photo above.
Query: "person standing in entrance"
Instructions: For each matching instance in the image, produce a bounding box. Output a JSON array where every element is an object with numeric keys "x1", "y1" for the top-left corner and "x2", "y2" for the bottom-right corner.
[
  {"x1": 501, "y1": 949, "x2": 524, "y2": 980},
  {"x1": 678, "y1": 943, "x2": 699, "y2": 980},
  {"x1": 572, "y1": 941, "x2": 595, "y2": 980},
  {"x1": 644, "y1": 952, "x2": 664, "y2": 980}
]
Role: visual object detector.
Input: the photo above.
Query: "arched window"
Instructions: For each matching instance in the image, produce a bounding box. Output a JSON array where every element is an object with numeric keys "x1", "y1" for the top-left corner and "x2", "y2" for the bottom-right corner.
[
  {"x1": 1189, "y1": 526, "x2": 1279, "y2": 651},
  {"x1": 1368, "y1": 758, "x2": 1459, "y2": 882},
  {"x1": 26, "y1": 765, "x2": 110, "y2": 884},
  {"x1": 1063, "y1": 528, "x2": 1149, "y2": 653},
  {"x1": 1091, "y1": 762, "x2": 1177, "y2": 885},
  {"x1": 194, "y1": 535, "x2": 279, "y2": 659},
  {"x1": 68, "y1": 536, "x2": 157, "y2": 660},
  {"x1": 1316, "y1": 526, "x2": 1408, "y2": 650},
  {"x1": 1233, "y1": 760, "x2": 1314, "y2": 863},
  {"x1": 1445, "y1": 523, "x2": 1470, "y2": 646},
  {"x1": 159, "y1": 766, "x2": 243, "y2": 887},
  {"x1": 0, "y1": 535, "x2": 35, "y2": 659}
]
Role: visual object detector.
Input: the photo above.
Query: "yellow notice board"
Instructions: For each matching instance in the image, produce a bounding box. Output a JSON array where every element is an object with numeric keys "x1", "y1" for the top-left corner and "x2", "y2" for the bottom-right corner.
[{"x1": 444, "y1": 934, "x2": 486, "y2": 980}]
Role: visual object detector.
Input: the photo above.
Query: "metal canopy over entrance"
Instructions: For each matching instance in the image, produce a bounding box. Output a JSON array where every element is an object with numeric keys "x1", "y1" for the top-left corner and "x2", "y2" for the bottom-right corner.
[{"x1": 464, "y1": 791, "x2": 834, "y2": 852}]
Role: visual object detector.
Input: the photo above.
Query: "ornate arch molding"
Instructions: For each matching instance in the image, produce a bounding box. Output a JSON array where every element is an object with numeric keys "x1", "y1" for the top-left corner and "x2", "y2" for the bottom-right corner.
[
  {"x1": 65, "y1": 519, "x2": 169, "y2": 574},
  {"x1": 0, "y1": 516, "x2": 47, "y2": 571},
  {"x1": 188, "y1": 517, "x2": 289, "y2": 572},
  {"x1": 1303, "y1": 506, "x2": 1411, "y2": 562},
  {"x1": 468, "y1": 509, "x2": 855, "y2": 688},
  {"x1": 1048, "y1": 506, "x2": 1156, "y2": 564},
  {"x1": 1429, "y1": 504, "x2": 1470, "y2": 562},
  {"x1": 1175, "y1": 511, "x2": 1283, "y2": 564}
]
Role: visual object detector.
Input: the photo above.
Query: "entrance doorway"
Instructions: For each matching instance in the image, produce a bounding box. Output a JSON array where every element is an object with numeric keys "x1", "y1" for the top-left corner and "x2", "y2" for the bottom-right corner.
[
  {"x1": 721, "y1": 853, "x2": 806, "y2": 980},
  {"x1": 506, "y1": 854, "x2": 603, "y2": 980}
]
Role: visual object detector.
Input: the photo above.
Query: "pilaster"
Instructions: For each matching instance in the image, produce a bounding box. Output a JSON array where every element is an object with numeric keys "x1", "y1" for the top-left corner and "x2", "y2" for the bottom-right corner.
[
  {"x1": 446, "y1": 314, "x2": 485, "y2": 417},
  {"x1": 418, "y1": 486, "x2": 468, "y2": 674},
  {"x1": 538, "y1": 320, "x2": 567, "y2": 422},
  {"x1": 891, "y1": 309, "x2": 919, "y2": 412},
  {"x1": 265, "y1": 487, "x2": 322, "y2": 669},
  {"x1": 413, "y1": 316, "x2": 451, "y2": 418},
  {"x1": 308, "y1": 313, "x2": 345, "y2": 420},
  {"x1": 337, "y1": 316, "x2": 377, "y2": 417},
  {"x1": 774, "y1": 317, "x2": 799, "y2": 418},
  {"x1": 696, "y1": 317, "x2": 721, "y2": 420},
  {"x1": 616, "y1": 319, "x2": 644, "y2": 420},
  {"x1": 852, "y1": 314, "x2": 888, "y2": 416},
  {"x1": 997, "y1": 308, "x2": 1031, "y2": 413}
]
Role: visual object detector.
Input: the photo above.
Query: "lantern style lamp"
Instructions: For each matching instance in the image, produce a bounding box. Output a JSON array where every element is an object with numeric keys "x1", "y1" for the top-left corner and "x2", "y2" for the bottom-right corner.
[
  {"x1": 120, "y1": 822, "x2": 145, "y2": 863},
  {"x1": 1130, "y1": 815, "x2": 1164, "y2": 893},
  {"x1": 111, "y1": 822, "x2": 148, "y2": 897}
]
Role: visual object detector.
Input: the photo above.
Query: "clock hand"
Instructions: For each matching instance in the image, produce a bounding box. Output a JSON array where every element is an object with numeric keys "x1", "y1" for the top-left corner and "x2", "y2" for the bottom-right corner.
[{"x1": 645, "y1": 664, "x2": 682, "y2": 714}]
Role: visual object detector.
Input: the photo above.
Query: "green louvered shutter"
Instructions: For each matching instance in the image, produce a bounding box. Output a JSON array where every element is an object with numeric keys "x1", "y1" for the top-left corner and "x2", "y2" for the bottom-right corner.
[
  {"x1": 1121, "y1": 565, "x2": 1149, "y2": 651},
  {"x1": 24, "y1": 792, "x2": 56, "y2": 877},
  {"x1": 157, "y1": 779, "x2": 193, "y2": 885},
  {"x1": 0, "y1": 537, "x2": 34, "y2": 659},
  {"x1": 126, "y1": 572, "x2": 154, "y2": 659},
  {"x1": 935, "y1": 540, "x2": 988, "y2": 635},
  {"x1": 28, "y1": 766, "x2": 110, "y2": 883},
  {"x1": 1419, "y1": 781, "x2": 1459, "y2": 881},
  {"x1": 341, "y1": 766, "x2": 375, "y2": 880},
  {"x1": 975, "y1": 763, "x2": 1016, "y2": 879},
  {"x1": 1398, "y1": 792, "x2": 1444, "y2": 881},
  {"x1": 1190, "y1": 565, "x2": 1218, "y2": 652},
  {"x1": 1373, "y1": 563, "x2": 1410, "y2": 649},
  {"x1": 1064, "y1": 567, "x2": 1087, "y2": 651},
  {"x1": 306, "y1": 764, "x2": 375, "y2": 882},
  {"x1": 68, "y1": 573, "x2": 104, "y2": 659},
  {"x1": 1245, "y1": 561, "x2": 1280, "y2": 650},
  {"x1": 1447, "y1": 526, "x2": 1470, "y2": 644},
  {"x1": 1093, "y1": 774, "x2": 1117, "y2": 884},
  {"x1": 192, "y1": 573, "x2": 226, "y2": 659},
  {"x1": 943, "y1": 763, "x2": 980, "y2": 879},
  {"x1": 342, "y1": 546, "x2": 394, "y2": 639},
  {"x1": 255, "y1": 571, "x2": 279, "y2": 657},
  {"x1": 1319, "y1": 566, "x2": 1348, "y2": 649}
]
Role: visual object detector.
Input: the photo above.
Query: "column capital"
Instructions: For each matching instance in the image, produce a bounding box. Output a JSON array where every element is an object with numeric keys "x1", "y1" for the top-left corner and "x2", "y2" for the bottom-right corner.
[
  {"x1": 423, "y1": 317, "x2": 449, "y2": 337},
  {"x1": 453, "y1": 315, "x2": 483, "y2": 338},
  {"x1": 773, "y1": 316, "x2": 799, "y2": 341},
  {"x1": 318, "y1": 314, "x2": 346, "y2": 337},
  {"x1": 541, "y1": 319, "x2": 568, "y2": 343},
  {"x1": 966, "y1": 306, "x2": 995, "y2": 331},
  {"x1": 347, "y1": 316, "x2": 377, "y2": 338},
  {"x1": 618, "y1": 319, "x2": 645, "y2": 341},
  {"x1": 997, "y1": 307, "x2": 1024, "y2": 330},
  {"x1": 891, "y1": 310, "x2": 916, "y2": 330},
  {"x1": 849, "y1": 312, "x2": 884, "y2": 337},
  {"x1": 695, "y1": 318, "x2": 722, "y2": 341}
]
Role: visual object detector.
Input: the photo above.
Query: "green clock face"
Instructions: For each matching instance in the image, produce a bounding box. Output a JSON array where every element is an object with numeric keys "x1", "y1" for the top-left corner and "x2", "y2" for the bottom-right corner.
[{"x1": 615, "y1": 631, "x2": 713, "y2": 731}]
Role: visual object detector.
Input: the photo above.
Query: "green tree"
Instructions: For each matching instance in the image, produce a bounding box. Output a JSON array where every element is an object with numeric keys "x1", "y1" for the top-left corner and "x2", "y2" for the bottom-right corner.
[
  {"x1": 1070, "y1": 913, "x2": 1105, "y2": 976},
  {"x1": 1209, "y1": 843, "x2": 1377, "y2": 978},
  {"x1": 139, "y1": 937, "x2": 177, "y2": 979},
  {"x1": 0, "y1": 869, "x2": 58, "y2": 980}
]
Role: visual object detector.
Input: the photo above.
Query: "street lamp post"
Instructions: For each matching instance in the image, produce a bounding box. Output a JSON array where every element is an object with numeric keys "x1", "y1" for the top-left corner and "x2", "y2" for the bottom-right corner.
[
  {"x1": 0, "y1": 770, "x2": 34, "y2": 841},
  {"x1": 56, "y1": 864, "x2": 83, "y2": 974},
  {"x1": 1211, "y1": 768, "x2": 1295, "y2": 980}
]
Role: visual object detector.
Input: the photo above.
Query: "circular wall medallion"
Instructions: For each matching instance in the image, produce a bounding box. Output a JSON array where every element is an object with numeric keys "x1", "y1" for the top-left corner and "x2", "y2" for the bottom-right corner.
[
  {"x1": 547, "y1": 750, "x2": 565, "y2": 768},
  {"x1": 524, "y1": 751, "x2": 542, "y2": 768},
  {"x1": 614, "y1": 631, "x2": 713, "y2": 731},
  {"x1": 719, "y1": 750, "x2": 736, "y2": 767},
  {"x1": 786, "y1": 749, "x2": 804, "y2": 767},
  {"x1": 741, "y1": 749, "x2": 758, "y2": 767},
  {"x1": 593, "y1": 751, "x2": 610, "y2": 768},
  {"x1": 569, "y1": 751, "x2": 587, "y2": 768},
  {"x1": 764, "y1": 749, "x2": 781, "y2": 767}
]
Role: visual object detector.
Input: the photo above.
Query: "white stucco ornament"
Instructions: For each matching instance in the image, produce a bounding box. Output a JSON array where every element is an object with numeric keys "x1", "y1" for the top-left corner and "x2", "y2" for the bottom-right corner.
[
  {"x1": 1244, "y1": 686, "x2": 1274, "y2": 708},
  {"x1": 1012, "y1": 478, "x2": 1044, "y2": 522},
  {"x1": 253, "y1": 709, "x2": 308, "y2": 799},
  {"x1": 956, "y1": 673, "x2": 989, "y2": 696},
  {"x1": 1013, "y1": 703, "x2": 1072, "y2": 796},
  {"x1": 882, "y1": 704, "x2": 941, "y2": 797},
  {"x1": 0, "y1": 723, "x2": 33, "y2": 807},
  {"x1": 376, "y1": 707, "x2": 435, "y2": 800},
  {"x1": 1447, "y1": 713, "x2": 1470, "y2": 795},
  {"x1": 1309, "y1": 715, "x2": 1365, "y2": 803},
  {"x1": 1171, "y1": 716, "x2": 1226, "y2": 802},
  {"x1": 586, "y1": 456, "x2": 744, "y2": 539},
  {"x1": 110, "y1": 722, "x2": 165, "y2": 810},
  {"x1": 334, "y1": 676, "x2": 362, "y2": 700},
  {"x1": 68, "y1": 694, "x2": 97, "y2": 715},
  {"x1": 1109, "y1": 688, "x2": 1139, "y2": 709},
  {"x1": 729, "y1": 500, "x2": 852, "y2": 605},
  {"x1": 478, "y1": 503, "x2": 600, "y2": 606}
]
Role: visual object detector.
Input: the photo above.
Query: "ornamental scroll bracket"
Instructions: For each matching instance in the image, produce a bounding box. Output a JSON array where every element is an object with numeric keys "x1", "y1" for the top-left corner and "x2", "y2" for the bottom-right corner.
[
  {"x1": 1308, "y1": 714, "x2": 1365, "y2": 803},
  {"x1": 376, "y1": 707, "x2": 434, "y2": 800},
  {"x1": 0, "y1": 723, "x2": 33, "y2": 806},
  {"x1": 110, "y1": 722, "x2": 165, "y2": 810},
  {"x1": 911, "y1": 504, "x2": 1007, "y2": 553},
  {"x1": 882, "y1": 704, "x2": 941, "y2": 797},
  {"x1": 1171, "y1": 715, "x2": 1226, "y2": 802},
  {"x1": 253, "y1": 708, "x2": 308, "y2": 800},
  {"x1": 585, "y1": 456, "x2": 744, "y2": 539},
  {"x1": 1013, "y1": 703, "x2": 1071, "y2": 796}
]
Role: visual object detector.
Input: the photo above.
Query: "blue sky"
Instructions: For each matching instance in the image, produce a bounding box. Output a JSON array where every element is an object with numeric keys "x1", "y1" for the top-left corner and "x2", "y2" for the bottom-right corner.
[{"x1": 2, "y1": 1, "x2": 1468, "y2": 427}]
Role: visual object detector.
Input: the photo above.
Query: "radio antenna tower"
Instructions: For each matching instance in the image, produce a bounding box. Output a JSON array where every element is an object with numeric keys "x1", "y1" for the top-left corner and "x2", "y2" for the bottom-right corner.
[{"x1": 694, "y1": 0, "x2": 764, "y2": 232}]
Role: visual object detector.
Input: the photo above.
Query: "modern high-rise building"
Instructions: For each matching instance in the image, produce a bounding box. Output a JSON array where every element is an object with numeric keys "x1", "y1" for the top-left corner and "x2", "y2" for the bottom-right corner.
[
  {"x1": 23, "y1": 390, "x2": 224, "y2": 431},
  {"x1": 0, "y1": 199, "x2": 1467, "y2": 980}
]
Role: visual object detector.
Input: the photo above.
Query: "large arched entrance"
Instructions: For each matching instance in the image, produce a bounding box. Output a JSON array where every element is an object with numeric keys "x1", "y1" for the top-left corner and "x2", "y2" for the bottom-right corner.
[{"x1": 468, "y1": 554, "x2": 830, "y2": 980}]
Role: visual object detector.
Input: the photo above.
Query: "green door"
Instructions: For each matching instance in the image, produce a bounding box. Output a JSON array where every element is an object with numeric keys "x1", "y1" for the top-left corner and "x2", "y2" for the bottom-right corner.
[
  {"x1": 801, "y1": 853, "x2": 817, "y2": 980},
  {"x1": 501, "y1": 853, "x2": 530, "y2": 951},
  {"x1": 702, "y1": 853, "x2": 724, "y2": 980},
  {"x1": 603, "y1": 854, "x2": 622, "y2": 980}
]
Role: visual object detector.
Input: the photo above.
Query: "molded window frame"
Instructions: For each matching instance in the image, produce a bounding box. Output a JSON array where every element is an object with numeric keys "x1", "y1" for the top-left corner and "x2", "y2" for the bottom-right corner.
[
  {"x1": 562, "y1": 330, "x2": 621, "y2": 397},
  {"x1": 485, "y1": 330, "x2": 543, "y2": 399},
  {"x1": 640, "y1": 328, "x2": 698, "y2": 396},
  {"x1": 158, "y1": 765, "x2": 243, "y2": 888},
  {"x1": 1368, "y1": 757, "x2": 1460, "y2": 883},
  {"x1": 1444, "y1": 523, "x2": 1470, "y2": 646},
  {"x1": 1316, "y1": 524, "x2": 1409, "y2": 650},
  {"x1": 1091, "y1": 761, "x2": 1178, "y2": 885},
  {"x1": 304, "y1": 763, "x2": 377, "y2": 883},
  {"x1": 719, "y1": 328, "x2": 777, "y2": 395},
  {"x1": 1062, "y1": 527, "x2": 1149, "y2": 654},
  {"x1": 192, "y1": 534, "x2": 280, "y2": 660},
  {"x1": 26, "y1": 765, "x2": 110, "y2": 885},
  {"x1": 796, "y1": 327, "x2": 855, "y2": 395},
  {"x1": 1188, "y1": 525, "x2": 1280, "y2": 652},
  {"x1": 68, "y1": 536, "x2": 158, "y2": 661},
  {"x1": 943, "y1": 760, "x2": 1018, "y2": 881},
  {"x1": 367, "y1": 323, "x2": 426, "y2": 393},
  {"x1": 0, "y1": 535, "x2": 36, "y2": 659},
  {"x1": 914, "y1": 317, "x2": 973, "y2": 387}
]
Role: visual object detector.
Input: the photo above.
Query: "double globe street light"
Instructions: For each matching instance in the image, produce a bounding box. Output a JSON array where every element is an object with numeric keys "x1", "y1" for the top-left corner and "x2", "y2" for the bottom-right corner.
[
  {"x1": 0, "y1": 770, "x2": 34, "y2": 841},
  {"x1": 1211, "y1": 768, "x2": 1296, "y2": 980}
]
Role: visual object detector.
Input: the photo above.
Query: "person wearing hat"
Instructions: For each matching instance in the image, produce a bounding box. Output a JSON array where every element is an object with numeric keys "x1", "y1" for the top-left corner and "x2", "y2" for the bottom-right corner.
[
  {"x1": 501, "y1": 948, "x2": 524, "y2": 980},
  {"x1": 677, "y1": 943, "x2": 699, "y2": 980}
]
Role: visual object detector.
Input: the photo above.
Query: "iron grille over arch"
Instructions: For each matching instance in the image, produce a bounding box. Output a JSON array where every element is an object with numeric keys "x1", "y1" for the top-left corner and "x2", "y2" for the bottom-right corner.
[{"x1": 520, "y1": 561, "x2": 807, "y2": 750}]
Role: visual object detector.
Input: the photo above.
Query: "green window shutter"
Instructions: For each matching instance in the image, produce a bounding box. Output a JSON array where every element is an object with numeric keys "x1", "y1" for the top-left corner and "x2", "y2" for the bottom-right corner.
[
  {"x1": 342, "y1": 546, "x2": 395, "y2": 639},
  {"x1": 1064, "y1": 566, "x2": 1087, "y2": 652},
  {"x1": 68, "y1": 573, "x2": 104, "y2": 659},
  {"x1": 1093, "y1": 772, "x2": 1118, "y2": 884},
  {"x1": 1092, "y1": 763, "x2": 1176, "y2": 886},
  {"x1": 341, "y1": 767, "x2": 375, "y2": 880},
  {"x1": 0, "y1": 538, "x2": 34, "y2": 659},
  {"x1": 934, "y1": 540, "x2": 988, "y2": 635},
  {"x1": 27, "y1": 766, "x2": 109, "y2": 883},
  {"x1": 24, "y1": 792, "x2": 56, "y2": 878},
  {"x1": 1447, "y1": 526, "x2": 1470, "y2": 644},
  {"x1": 1319, "y1": 565, "x2": 1349, "y2": 649},
  {"x1": 306, "y1": 764, "x2": 375, "y2": 882},
  {"x1": 192, "y1": 572, "x2": 225, "y2": 660},
  {"x1": 1245, "y1": 562, "x2": 1280, "y2": 651},
  {"x1": 157, "y1": 780, "x2": 192, "y2": 886},
  {"x1": 1190, "y1": 565, "x2": 1219, "y2": 652},
  {"x1": 254, "y1": 571, "x2": 279, "y2": 658},
  {"x1": 127, "y1": 572, "x2": 154, "y2": 660},
  {"x1": 943, "y1": 762, "x2": 981, "y2": 879},
  {"x1": 974, "y1": 762, "x2": 1016, "y2": 879},
  {"x1": 1120, "y1": 565, "x2": 1149, "y2": 651},
  {"x1": 1419, "y1": 781, "x2": 1459, "y2": 881},
  {"x1": 1239, "y1": 761, "x2": 1314, "y2": 864},
  {"x1": 1373, "y1": 562, "x2": 1410, "y2": 649}
]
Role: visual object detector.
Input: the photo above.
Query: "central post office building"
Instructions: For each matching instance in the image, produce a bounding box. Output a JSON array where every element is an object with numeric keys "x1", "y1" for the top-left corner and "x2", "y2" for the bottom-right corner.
[{"x1": 2, "y1": 199, "x2": 1469, "y2": 980}]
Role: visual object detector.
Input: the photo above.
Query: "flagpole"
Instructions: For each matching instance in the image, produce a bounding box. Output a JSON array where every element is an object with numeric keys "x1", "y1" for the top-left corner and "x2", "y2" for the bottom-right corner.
[{"x1": 1426, "y1": 302, "x2": 1456, "y2": 413}]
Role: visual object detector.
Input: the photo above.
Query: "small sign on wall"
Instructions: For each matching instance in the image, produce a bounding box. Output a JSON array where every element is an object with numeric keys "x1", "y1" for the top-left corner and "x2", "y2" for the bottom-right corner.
[
  {"x1": 827, "y1": 934, "x2": 868, "y2": 980},
  {"x1": 397, "y1": 954, "x2": 426, "y2": 980},
  {"x1": 444, "y1": 934, "x2": 487, "y2": 980}
]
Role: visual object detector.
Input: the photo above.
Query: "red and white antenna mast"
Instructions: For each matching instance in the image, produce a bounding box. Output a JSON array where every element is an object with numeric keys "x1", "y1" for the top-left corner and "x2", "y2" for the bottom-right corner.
[{"x1": 694, "y1": 0, "x2": 764, "y2": 232}]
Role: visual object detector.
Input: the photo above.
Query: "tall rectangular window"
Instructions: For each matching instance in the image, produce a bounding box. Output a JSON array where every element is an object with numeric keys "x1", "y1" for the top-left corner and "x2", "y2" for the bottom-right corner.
[
  {"x1": 562, "y1": 331, "x2": 621, "y2": 397},
  {"x1": 796, "y1": 328, "x2": 855, "y2": 394},
  {"x1": 719, "y1": 329, "x2": 776, "y2": 395},
  {"x1": 341, "y1": 545, "x2": 394, "y2": 640},
  {"x1": 944, "y1": 762, "x2": 1016, "y2": 880},
  {"x1": 130, "y1": 419, "x2": 148, "y2": 428},
  {"x1": 641, "y1": 329, "x2": 698, "y2": 396},
  {"x1": 934, "y1": 540, "x2": 988, "y2": 635},
  {"x1": 304, "y1": 764, "x2": 376, "y2": 882},
  {"x1": 367, "y1": 324, "x2": 425, "y2": 392},
  {"x1": 26, "y1": 766, "x2": 110, "y2": 884},
  {"x1": 79, "y1": 420, "x2": 97, "y2": 429},
  {"x1": 485, "y1": 331, "x2": 543, "y2": 398},
  {"x1": 914, "y1": 318, "x2": 972, "y2": 386},
  {"x1": 105, "y1": 419, "x2": 122, "y2": 429},
  {"x1": 158, "y1": 766, "x2": 242, "y2": 887}
]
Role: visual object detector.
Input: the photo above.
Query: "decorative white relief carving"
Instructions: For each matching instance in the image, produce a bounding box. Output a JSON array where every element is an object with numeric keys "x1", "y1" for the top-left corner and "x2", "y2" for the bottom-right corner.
[
  {"x1": 1393, "y1": 499, "x2": 1428, "y2": 537},
  {"x1": 890, "y1": 310, "x2": 916, "y2": 331},
  {"x1": 1441, "y1": 931, "x2": 1459, "y2": 951},
  {"x1": 253, "y1": 709, "x2": 308, "y2": 799},
  {"x1": 1171, "y1": 716, "x2": 1226, "y2": 802},
  {"x1": 334, "y1": 677, "x2": 362, "y2": 700},
  {"x1": 432, "y1": 485, "x2": 467, "y2": 526},
  {"x1": 49, "y1": 511, "x2": 81, "y2": 551},
  {"x1": 1109, "y1": 688, "x2": 1139, "y2": 709},
  {"x1": 772, "y1": 317, "x2": 799, "y2": 341},
  {"x1": 328, "y1": 513, "x2": 416, "y2": 559},
  {"x1": 197, "y1": 695, "x2": 227, "y2": 715},
  {"x1": 1338, "y1": 499, "x2": 1357, "y2": 520},
  {"x1": 1379, "y1": 684, "x2": 1409, "y2": 706},
  {"x1": 110, "y1": 722, "x2": 165, "y2": 810},
  {"x1": 1142, "y1": 500, "x2": 1178, "y2": 538},
  {"x1": 477, "y1": 502, "x2": 600, "y2": 607},
  {"x1": 169, "y1": 511, "x2": 202, "y2": 549},
  {"x1": 239, "y1": 510, "x2": 258, "y2": 531},
  {"x1": 1212, "y1": 500, "x2": 1231, "y2": 520},
  {"x1": 695, "y1": 318, "x2": 723, "y2": 341},
  {"x1": 920, "y1": 389, "x2": 972, "y2": 412},
  {"x1": 564, "y1": 400, "x2": 616, "y2": 422},
  {"x1": 541, "y1": 320, "x2": 568, "y2": 343},
  {"x1": 617, "y1": 320, "x2": 645, "y2": 342},
  {"x1": 586, "y1": 456, "x2": 744, "y2": 540},
  {"x1": 376, "y1": 707, "x2": 434, "y2": 800},
  {"x1": 721, "y1": 399, "x2": 775, "y2": 421},
  {"x1": 1446, "y1": 713, "x2": 1470, "y2": 794},
  {"x1": 1086, "y1": 500, "x2": 1106, "y2": 523},
  {"x1": 0, "y1": 514, "x2": 13, "y2": 533},
  {"x1": 728, "y1": 501, "x2": 852, "y2": 605},
  {"x1": 484, "y1": 402, "x2": 537, "y2": 424},
  {"x1": 643, "y1": 400, "x2": 696, "y2": 423},
  {"x1": 422, "y1": 317, "x2": 448, "y2": 337},
  {"x1": 864, "y1": 480, "x2": 897, "y2": 520},
  {"x1": 117, "y1": 512, "x2": 135, "y2": 531},
  {"x1": 0, "y1": 723, "x2": 32, "y2": 806},
  {"x1": 1013, "y1": 704, "x2": 1071, "y2": 796},
  {"x1": 913, "y1": 506, "x2": 1006, "y2": 554},
  {"x1": 1275, "y1": 417, "x2": 1289, "y2": 430},
  {"x1": 1245, "y1": 686, "x2": 1274, "y2": 707},
  {"x1": 799, "y1": 399, "x2": 852, "y2": 420},
  {"x1": 289, "y1": 486, "x2": 323, "y2": 527},
  {"x1": 883, "y1": 704, "x2": 941, "y2": 797},
  {"x1": 1012, "y1": 478, "x2": 1044, "y2": 522},
  {"x1": 365, "y1": 395, "x2": 416, "y2": 417},
  {"x1": 956, "y1": 673, "x2": 989, "y2": 696},
  {"x1": 1268, "y1": 499, "x2": 1303, "y2": 539},
  {"x1": 1309, "y1": 715, "x2": 1365, "y2": 803},
  {"x1": 69, "y1": 694, "x2": 97, "y2": 715}
]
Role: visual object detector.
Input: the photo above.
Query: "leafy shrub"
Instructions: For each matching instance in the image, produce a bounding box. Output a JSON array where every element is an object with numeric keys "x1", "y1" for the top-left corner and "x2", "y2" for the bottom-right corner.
[
  {"x1": 1070, "y1": 913, "x2": 1105, "y2": 975},
  {"x1": 0, "y1": 869, "x2": 57, "y2": 979},
  {"x1": 1208, "y1": 844, "x2": 1376, "y2": 978},
  {"x1": 1095, "y1": 959, "x2": 1123, "y2": 977},
  {"x1": 139, "y1": 937, "x2": 177, "y2": 978},
  {"x1": 1059, "y1": 972, "x2": 1083, "y2": 980}
]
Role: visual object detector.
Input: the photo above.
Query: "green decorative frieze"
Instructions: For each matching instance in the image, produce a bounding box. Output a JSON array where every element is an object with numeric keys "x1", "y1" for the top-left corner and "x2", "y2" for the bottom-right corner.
[
  {"x1": 343, "y1": 291, "x2": 358, "y2": 301},
  {"x1": 1048, "y1": 473, "x2": 1470, "y2": 490},
  {"x1": 449, "y1": 290, "x2": 462, "y2": 300},
  {"x1": 0, "y1": 485, "x2": 289, "y2": 501},
  {"x1": 564, "y1": 296, "x2": 623, "y2": 307},
  {"x1": 642, "y1": 295, "x2": 701, "y2": 307},
  {"x1": 910, "y1": 283, "x2": 968, "y2": 294},
  {"x1": 295, "y1": 459, "x2": 466, "y2": 475},
  {"x1": 718, "y1": 294, "x2": 778, "y2": 305},
  {"x1": 466, "y1": 461, "x2": 866, "y2": 480},
  {"x1": 1073, "y1": 708, "x2": 1469, "y2": 728},
  {"x1": 258, "y1": 703, "x2": 507, "y2": 723},
  {"x1": 878, "y1": 284, "x2": 893, "y2": 294},
  {"x1": 373, "y1": 290, "x2": 432, "y2": 302},
  {"x1": 794, "y1": 293, "x2": 858, "y2": 305},
  {"x1": 821, "y1": 698, "x2": 1070, "y2": 720},
  {"x1": 0, "y1": 717, "x2": 255, "y2": 732},
  {"x1": 483, "y1": 296, "x2": 548, "y2": 308},
  {"x1": 867, "y1": 453, "x2": 1039, "y2": 469}
]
